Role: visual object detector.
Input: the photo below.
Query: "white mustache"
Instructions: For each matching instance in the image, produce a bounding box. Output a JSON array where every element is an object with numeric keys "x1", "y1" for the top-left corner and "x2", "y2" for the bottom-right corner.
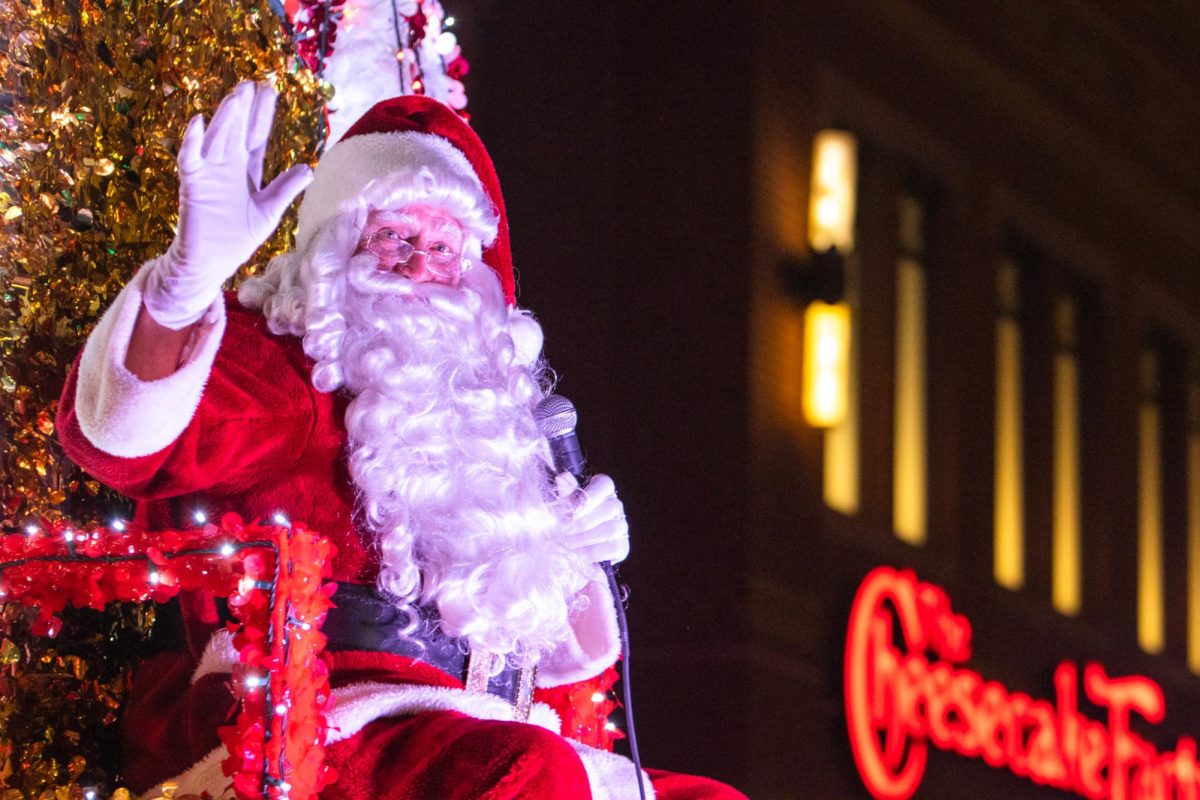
[{"x1": 344, "y1": 253, "x2": 480, "y2": 324}]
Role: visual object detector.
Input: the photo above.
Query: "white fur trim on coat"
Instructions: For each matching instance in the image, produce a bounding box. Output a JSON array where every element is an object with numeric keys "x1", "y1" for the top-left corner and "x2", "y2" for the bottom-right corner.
[
  {"x1": 325, "y1": 680, "x2": 562, "y2": 743},
  {"x1": 537, "y1": 577, "x2": 622, "y2": 688},
  {"x1": 141, "y1": 677, "x2": 653, "y2": 800},
  {"x1": 149, "y1": 630, "x2": 650, "y2": 800},
  {"x1": 74, "y1": 260, "x2": 225, "y2": 458},
  {"x1": 572, "y1": 740, "x2": 657, "y2": 800}
]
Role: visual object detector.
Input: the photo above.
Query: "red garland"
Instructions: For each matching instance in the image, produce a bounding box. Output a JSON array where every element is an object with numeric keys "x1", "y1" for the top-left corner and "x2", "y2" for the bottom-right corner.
[
  {"x1": 288, "y1": 1, "x2": 445, "y2": 101},
  {"x1": 290, "y1": 0, "x2": 348, "y2": 75},
  {"x1": 0, "y1": 514, "x2": 336, "y2": 800},
  {"x1": 533, "y1": 664, "x2": 623, "y2": 752}
]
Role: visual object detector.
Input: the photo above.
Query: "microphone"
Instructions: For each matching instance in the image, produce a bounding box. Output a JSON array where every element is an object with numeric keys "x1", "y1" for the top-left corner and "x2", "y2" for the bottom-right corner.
[
  {"x1": 534, "y1": 393, "x2": 587, "y2": 486},
  {"x1": 534, "y1": 392, "x2": 647, "y2": 798}
]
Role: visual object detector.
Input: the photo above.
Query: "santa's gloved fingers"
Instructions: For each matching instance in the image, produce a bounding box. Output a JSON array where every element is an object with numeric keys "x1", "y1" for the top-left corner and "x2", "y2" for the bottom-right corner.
[
  {"x1": 246, "y1": 84, "x2": 277, "y2": 153},
  {"x1": 572, "y1": 474, "x2": 618, "y2": 517},
  {"x1": 571, "y1": 494, "x2": 625, "y2": 532},
  {"x1": 554, "y1": 471, "x2": 580, "y2": 499},
  {"x1": 245, "y1": 84, "x2": 279, "y2": 189},
  {"x1": 202, "y1": 81, "x2": 255, "y2": 162},
  {"x1": 573, "y1": 517, "x2": 630, "y2": 564},
  {"x1": 579, "y1": 542, "x2": 630, "y2": 565},
  {"x1": 177, "y1": 114, "x2": 206, "y2": 176},
  {"x1": 253, "y1": 164, "x2": 314, "y2": 225},
  {"x1": 567, "y1": 514, "x2": 629, "y2": 547}
]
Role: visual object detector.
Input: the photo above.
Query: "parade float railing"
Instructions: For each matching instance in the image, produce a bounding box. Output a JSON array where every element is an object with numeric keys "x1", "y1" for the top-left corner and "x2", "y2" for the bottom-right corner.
[{"x1": 0, "y1": 514, "x2": 335, "y2": 800}]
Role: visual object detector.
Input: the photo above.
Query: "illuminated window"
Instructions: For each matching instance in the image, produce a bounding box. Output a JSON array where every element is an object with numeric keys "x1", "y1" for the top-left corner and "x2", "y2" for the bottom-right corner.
[
  {"x1": 893, "y1": 194, "x2": 927, "y2": 545},
  {"x1": 1138, "y1": 349, "x2": 1164, "y2": 655},
  {"x1": 1052, "y1": 296, "x2": 1082, "y2": 615},
  {"x1": 813, "y1": 132, "x2": 859, "y2": 516},
  {"x1": 823, "y1": 267, "x2": 860, "y2": 515},
  {"x1": 994, "y1": 261, "x2": 1024, "y2": 590}
]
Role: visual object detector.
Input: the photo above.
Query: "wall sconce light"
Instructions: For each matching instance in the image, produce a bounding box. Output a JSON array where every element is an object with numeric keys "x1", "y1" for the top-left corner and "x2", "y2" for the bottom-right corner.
[{"x1": 781, "y1": 129, "x2": 858, "y2": 428}]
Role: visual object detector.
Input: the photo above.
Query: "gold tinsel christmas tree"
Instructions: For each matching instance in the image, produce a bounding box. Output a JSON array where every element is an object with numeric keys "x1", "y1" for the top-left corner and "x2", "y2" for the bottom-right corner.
[{"x1": 0, "y1": 2, "x2": 325, "y2": 796}]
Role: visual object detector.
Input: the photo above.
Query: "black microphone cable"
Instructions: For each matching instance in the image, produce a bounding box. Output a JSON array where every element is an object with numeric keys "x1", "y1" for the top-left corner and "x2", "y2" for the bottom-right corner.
[
  {"x1": 602, "y1": 560, "x2": 647, "y2": 800},
  {"x1": 536, "y1": 394, "x2": 647, "y2": 800}
]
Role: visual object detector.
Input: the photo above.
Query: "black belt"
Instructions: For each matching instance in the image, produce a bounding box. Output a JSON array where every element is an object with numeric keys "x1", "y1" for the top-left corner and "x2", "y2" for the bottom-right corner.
[{"x1": 323, "y1": 582, "x2": 525, "y2": 705}]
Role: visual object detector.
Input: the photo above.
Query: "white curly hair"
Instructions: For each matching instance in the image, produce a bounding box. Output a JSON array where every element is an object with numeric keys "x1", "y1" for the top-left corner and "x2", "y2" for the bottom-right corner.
[{"x1": 238, "y1": 172, "x2": 590, "y2": 663}]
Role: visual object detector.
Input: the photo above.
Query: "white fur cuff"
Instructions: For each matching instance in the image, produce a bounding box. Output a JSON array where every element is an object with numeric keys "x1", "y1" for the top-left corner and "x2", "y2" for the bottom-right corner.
[
  {"x1": 536, "y1": 577, "x2": 622, "y2": 687},
  {"x1": 74, "y1": 260, "x2": 226, "y2": 458},
  {"x1": 573, "y1": 741, "x2": 658, "y2": 800}
]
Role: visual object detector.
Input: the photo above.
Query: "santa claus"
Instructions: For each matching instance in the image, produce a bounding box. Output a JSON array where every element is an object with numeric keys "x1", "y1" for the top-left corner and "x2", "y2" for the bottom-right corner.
[{"x1": 57, "y1": 82, "x2": 745, "y2": 800}]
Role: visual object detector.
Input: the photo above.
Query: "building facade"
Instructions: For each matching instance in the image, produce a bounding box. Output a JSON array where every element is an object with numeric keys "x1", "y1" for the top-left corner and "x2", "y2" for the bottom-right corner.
[{"x1": 465, "y1": 1, "x2": 1200, "y2": 796}]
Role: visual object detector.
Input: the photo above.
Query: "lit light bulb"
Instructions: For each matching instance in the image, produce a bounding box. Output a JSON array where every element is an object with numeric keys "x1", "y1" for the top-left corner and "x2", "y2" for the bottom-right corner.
[
  {"x1": 111, "y1": 519, "x2": 127, "y2": 531},
  {"x1": 24, "y1": 524, "x2": 37, "y2": 535},
  {"x1": 220, "y1": 542, "x2": 236, "y2": 557},
  {"x1": 591, "y1": 692, "x2": 606, "y2": 703},
  {"x1": 63, "y1": 530, "x2": 75, "y2": 542},
  {"x1": 194, "y1": 510, "x2": 207, "y2": 524},
  {"x1": 445, "y1": 15, "x2": 455, "y2": 26},
  {"x1": 148, "y1": 570, "x2": 161, "y2": 585},
  {"x1": 274, "y1": 703, "x2": 288, "y2": 715},
  {"x1": 273, "y1": 512, "x2": 290, "y2": 526},
  {"x1": 434, "y1": 31, "x2": 457, "y2": 55}
]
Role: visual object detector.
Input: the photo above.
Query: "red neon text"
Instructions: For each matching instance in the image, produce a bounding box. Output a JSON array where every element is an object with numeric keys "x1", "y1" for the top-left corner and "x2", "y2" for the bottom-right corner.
[{"x1": 844, "y1": 567, "x2": 1200, "y2": 800}]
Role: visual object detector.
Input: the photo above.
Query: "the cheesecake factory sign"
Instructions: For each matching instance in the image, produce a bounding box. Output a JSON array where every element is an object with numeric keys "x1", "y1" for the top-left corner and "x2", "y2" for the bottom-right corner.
[{"x1": 845, "y1": 567, "x2": 1200, "y2": 800}]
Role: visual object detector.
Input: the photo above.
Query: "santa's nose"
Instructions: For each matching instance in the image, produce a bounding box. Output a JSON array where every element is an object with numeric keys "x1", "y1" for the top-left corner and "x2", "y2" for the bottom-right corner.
[{"x1": 401, "y1": 252, "x2": 432, "y2": 281}]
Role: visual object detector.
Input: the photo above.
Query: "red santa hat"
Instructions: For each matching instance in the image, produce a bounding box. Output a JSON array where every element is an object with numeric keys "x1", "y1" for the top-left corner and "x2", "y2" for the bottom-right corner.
[{"x1": 296, "y1": 96, "x2": 516, "y2": 306}]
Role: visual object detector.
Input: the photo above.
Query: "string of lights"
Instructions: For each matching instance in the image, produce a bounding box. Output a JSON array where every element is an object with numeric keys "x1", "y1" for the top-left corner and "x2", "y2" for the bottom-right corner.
[{"x1": 0, "y1": 514, "x2": 335, "y2": 800}]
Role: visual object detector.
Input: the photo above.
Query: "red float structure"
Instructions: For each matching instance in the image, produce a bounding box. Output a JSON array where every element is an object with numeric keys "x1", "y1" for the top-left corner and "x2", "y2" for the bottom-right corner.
[{"x1": 0, "y1": 515, "x2": 336, "y2": 800}]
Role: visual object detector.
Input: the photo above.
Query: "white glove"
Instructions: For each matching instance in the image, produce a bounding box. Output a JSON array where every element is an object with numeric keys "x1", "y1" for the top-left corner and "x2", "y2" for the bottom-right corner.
[
  {"x1": 143, "y1": 81, "x2": 314, "y2": 329},
  {"x1": 556, "y1": 473, "x2": 630, "y2": 565}
]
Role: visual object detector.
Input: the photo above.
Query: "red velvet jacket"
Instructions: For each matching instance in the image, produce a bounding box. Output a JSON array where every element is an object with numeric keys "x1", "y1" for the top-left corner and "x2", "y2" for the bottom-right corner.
[
  {"x1": 56, "y1": 281, "x2": 747, "y2": 800},
  {"x1": 60, "y1": 295, "x2": 377, "y2": 580}
]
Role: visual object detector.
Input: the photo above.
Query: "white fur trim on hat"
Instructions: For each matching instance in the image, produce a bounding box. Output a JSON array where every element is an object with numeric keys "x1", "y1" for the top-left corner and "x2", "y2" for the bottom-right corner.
[
  {"x1": 74, "y1": 260, "x2": 226, "y2": 459},
  {"x1": 296, "y1": 130, "x2": 490, "y2": 252}
]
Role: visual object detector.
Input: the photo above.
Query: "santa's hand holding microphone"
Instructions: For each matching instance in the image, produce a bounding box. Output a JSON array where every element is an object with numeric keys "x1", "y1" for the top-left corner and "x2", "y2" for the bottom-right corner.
[{"x1": 141, "y1": 81, "x2": 314, "y2": 330}]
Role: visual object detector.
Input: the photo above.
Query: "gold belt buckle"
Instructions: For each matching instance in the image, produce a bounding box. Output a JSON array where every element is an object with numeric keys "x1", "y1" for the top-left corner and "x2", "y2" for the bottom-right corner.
[{"x1": 465, "y1": 650, "x2": 537, "y2": 722}]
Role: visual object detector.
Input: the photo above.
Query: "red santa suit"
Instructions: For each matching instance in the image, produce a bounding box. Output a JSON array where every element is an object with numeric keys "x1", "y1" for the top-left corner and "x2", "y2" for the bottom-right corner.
[{"x1": 57, "y1": 96, "x2": 747, "y2": 800}]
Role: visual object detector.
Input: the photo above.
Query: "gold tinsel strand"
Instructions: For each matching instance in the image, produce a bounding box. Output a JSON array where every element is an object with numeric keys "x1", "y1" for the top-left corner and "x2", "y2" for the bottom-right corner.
[
  {"x1": 0, "y1": 0, "x2": 324, "y2": 527},
  {"x1": 0, "y1": 1, "x2": 326, "y2": 797}
]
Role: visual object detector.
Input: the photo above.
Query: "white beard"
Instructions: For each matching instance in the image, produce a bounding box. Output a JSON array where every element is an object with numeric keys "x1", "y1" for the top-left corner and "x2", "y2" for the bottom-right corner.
[{"x1": 302, "y1": 254, "x2": 591, "y2": 662}]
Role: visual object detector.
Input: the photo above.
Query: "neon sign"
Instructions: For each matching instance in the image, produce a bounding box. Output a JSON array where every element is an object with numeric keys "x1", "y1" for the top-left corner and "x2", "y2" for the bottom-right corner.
[{"x1": 844, "y1": 567, "x2": 1200, "y2": 800}]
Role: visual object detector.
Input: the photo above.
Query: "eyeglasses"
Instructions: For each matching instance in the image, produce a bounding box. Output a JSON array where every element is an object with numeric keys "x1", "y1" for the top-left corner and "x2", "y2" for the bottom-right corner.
[{"x1": 361, "y1": 228, "x2": 471, "y2": 280}]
